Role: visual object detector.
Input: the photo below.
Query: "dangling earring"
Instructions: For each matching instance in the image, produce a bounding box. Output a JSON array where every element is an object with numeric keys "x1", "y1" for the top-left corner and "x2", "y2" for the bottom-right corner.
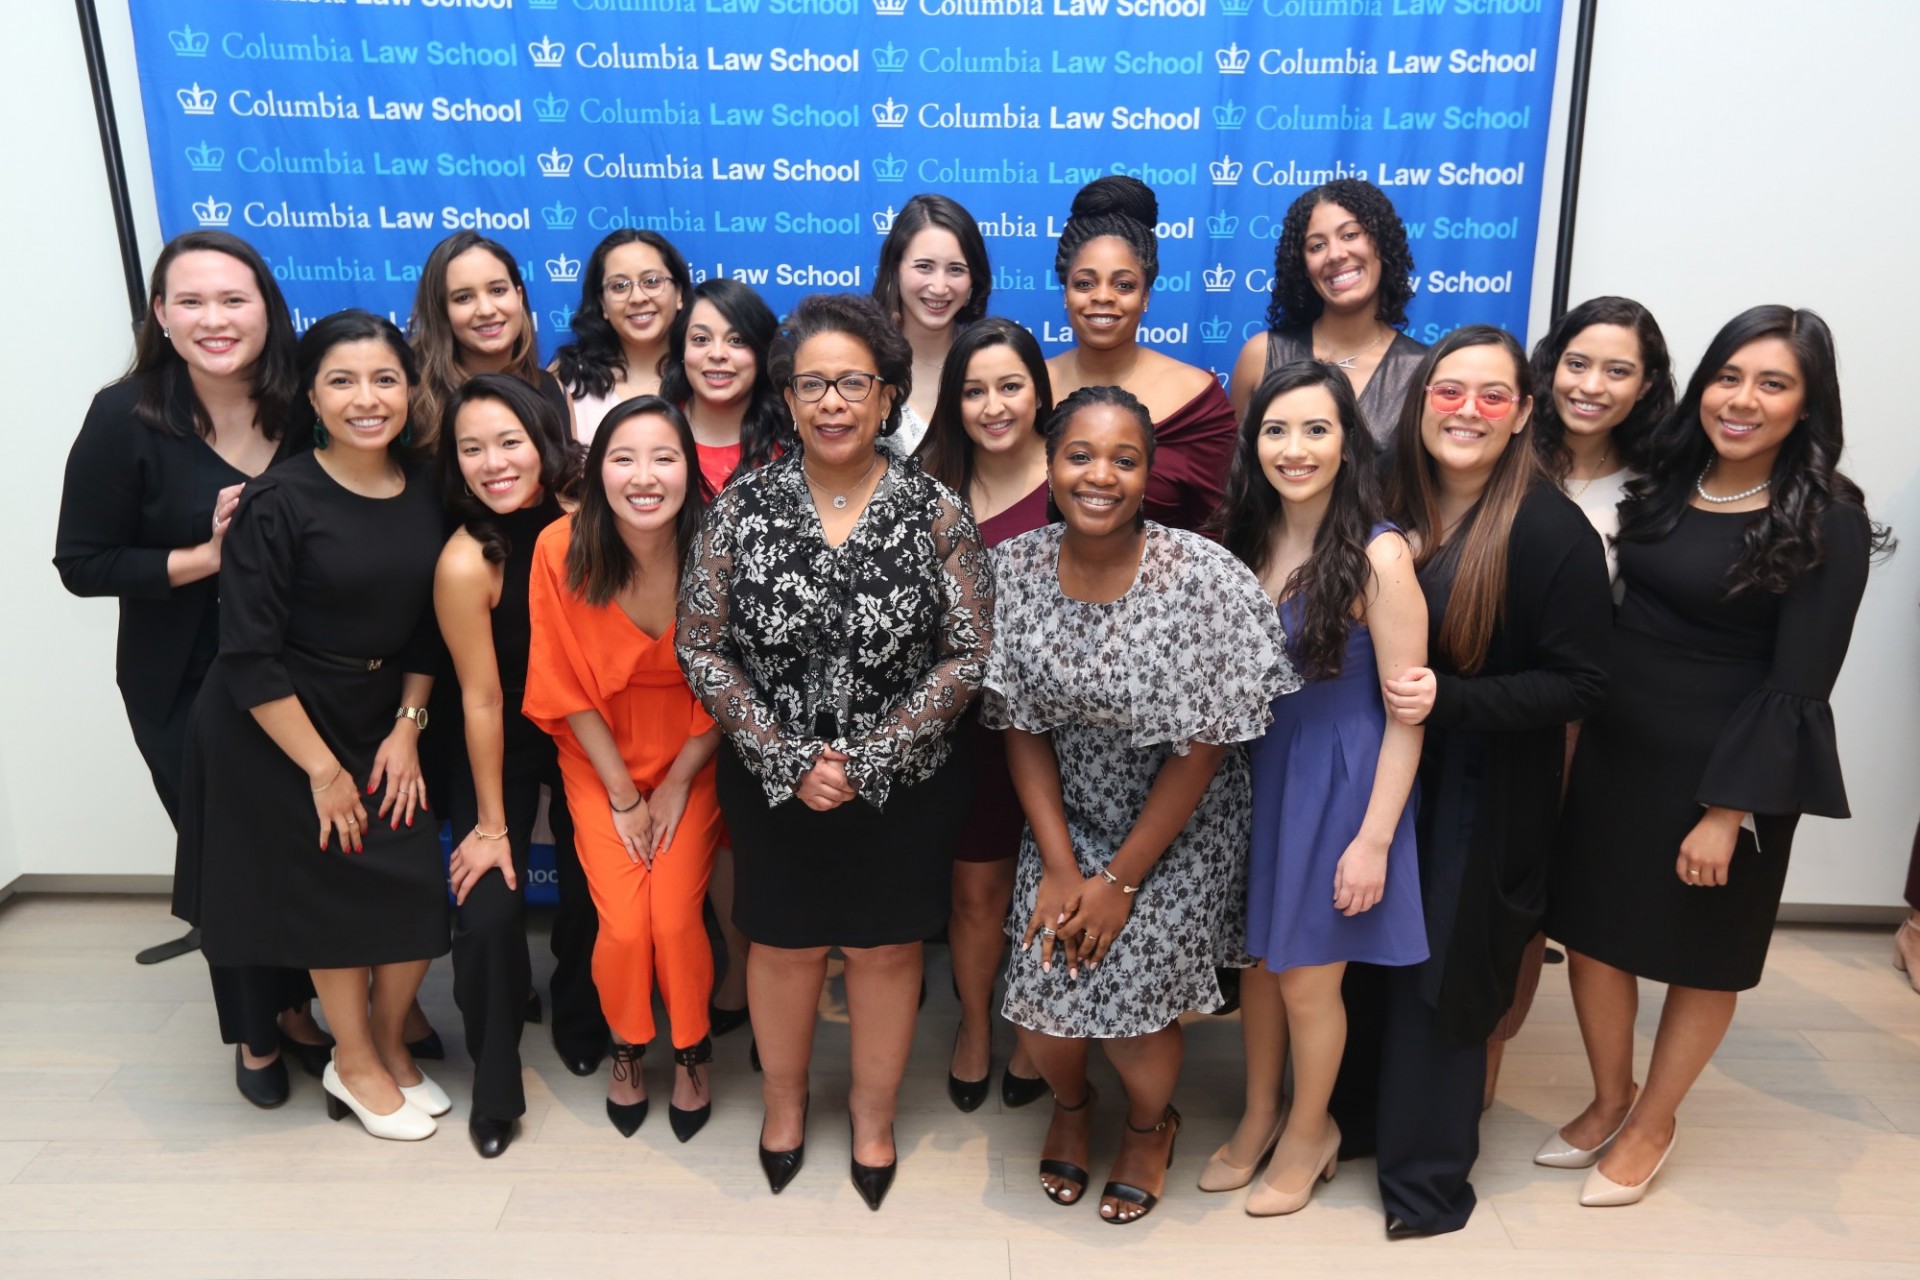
[{"x1": 312, "y1": 422, "x2": 330, "y2": 448}]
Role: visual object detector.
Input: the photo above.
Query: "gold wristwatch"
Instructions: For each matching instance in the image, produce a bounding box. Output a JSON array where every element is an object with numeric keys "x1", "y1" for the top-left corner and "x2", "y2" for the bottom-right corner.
[{"x1": 395, "y1": 706, "x2": 430, "y2": 731}]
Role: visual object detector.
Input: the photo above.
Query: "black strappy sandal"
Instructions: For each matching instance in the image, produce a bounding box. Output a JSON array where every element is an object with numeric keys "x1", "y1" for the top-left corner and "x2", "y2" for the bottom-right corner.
[
  {"x1": 1101, "y1": 1105, "x2": 1183, "y2": 1225},
  {"x1": 1039, "y1": 1086, "x2": 1097, "y2": 1206},
  {"x1": 605, "y1": 1042, "x2": 647, "y2": 1137},
  {"x1": 668, "y1": 1036, "x2": 713, "y2": 1143}
]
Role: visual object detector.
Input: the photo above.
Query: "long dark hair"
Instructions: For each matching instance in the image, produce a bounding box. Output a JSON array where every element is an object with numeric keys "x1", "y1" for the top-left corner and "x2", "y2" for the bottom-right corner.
[
  {"x1": 1216, "y1": 362, "x2": 1384, "y2": 680},
  {"x1": 919, "y1": 318, "x2": 1054, "y2": 499},
  {"x1": 295, "y1": 310, "x2": 421, "y2": 458},
  {"x1": 1042, "y1": 385, "x2": 1156, "y2": 530},
  {"x1": 436, "y1": 373, "x2": 579, "y2": 564},
  {"x1": 407, "y1": 230, "x2": 542, "y2": 450},
  {"x1": 552, "y1": 229, "x2": 693, "y2": 400},
  {"x1": 658, "y1": 277, "x2": 789, "y2": 479},
  {"x1": 1529, "y1": 295, "x2": 1675, "y2": 483},
  {"x1": 1619, "y1": 305, "x2": 1892, "y2": 595},
  {"x1": 1262, "y1": 179, "x2": 1416, "y2": 332},
  {"x1": 565, "y1": 396, "x2": 708, "y2": 607},
  {"x1": 128, "y1": 230, "x2": 298, "y2": 441},
  {"x1": 1385, "y1": 325, "x2": 1542, "y2": 675},
  {"x1": 871, "y1": 193, "x2": 993, "y2": 330}
]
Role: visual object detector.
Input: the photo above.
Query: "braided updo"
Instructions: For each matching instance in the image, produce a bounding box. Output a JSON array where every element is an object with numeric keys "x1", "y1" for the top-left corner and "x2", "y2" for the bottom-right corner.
[{"x1": 1052, "y1": 175, "x2": 1159, "y2": 288}]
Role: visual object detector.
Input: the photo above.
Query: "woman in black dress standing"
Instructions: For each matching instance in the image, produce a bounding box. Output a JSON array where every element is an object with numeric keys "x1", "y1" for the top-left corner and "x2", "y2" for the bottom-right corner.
[
  {"x1": 677, "y1": 293, "x2": 994, "y2": 1209},
  {"x1": 55, "y1": 230, "x2": 327, "y2": 1107},
  {"x1": 182, "y1": 310, "x2": 452, "y2": 1141},
  {"x1": 1339, "y1": 326, "x2": 1611, "y2": 1237},
  {"x1": 1546, "y1": 306, "x2": 1884, "y2": 1206}
]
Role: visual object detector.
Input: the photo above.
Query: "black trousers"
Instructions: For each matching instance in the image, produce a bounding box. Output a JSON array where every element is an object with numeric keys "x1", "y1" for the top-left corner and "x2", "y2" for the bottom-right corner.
[
  {"x1": 448, "y1": 728, "x2": 603, "y2": 1120},
  {"x1": 1330, "y1": 962, "x2": 1486, "y2": 1235}
]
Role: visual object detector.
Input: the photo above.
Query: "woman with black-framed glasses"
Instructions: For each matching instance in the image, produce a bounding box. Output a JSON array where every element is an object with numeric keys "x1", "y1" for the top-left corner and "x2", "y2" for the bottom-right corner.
[{"x1": 677, "y1": 293, "x2": 994, "y2": 1210}]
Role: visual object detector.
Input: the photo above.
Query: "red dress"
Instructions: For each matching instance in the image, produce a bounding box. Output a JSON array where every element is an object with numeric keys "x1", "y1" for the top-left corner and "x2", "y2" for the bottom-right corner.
[{"x1": 1143, "y1": 380, "x2": 1237, "y2": 535}]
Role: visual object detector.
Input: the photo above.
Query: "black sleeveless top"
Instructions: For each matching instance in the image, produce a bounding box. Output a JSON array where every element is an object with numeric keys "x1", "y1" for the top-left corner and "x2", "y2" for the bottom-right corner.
[{"x1": 490, "y1": 495, "x2": 565, "y2": 698}]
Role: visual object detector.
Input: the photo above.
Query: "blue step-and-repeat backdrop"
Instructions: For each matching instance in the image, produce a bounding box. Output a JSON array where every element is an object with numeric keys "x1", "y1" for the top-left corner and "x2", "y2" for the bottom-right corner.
[{"x1": 128, "y1": 0, "x2": 1563, "y2": 902}]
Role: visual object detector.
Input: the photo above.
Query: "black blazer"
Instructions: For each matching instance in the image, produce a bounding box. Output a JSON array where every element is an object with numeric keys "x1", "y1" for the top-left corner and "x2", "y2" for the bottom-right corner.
[{"x1": 54, "y1": 377, "x2": 286, "y2": 724}]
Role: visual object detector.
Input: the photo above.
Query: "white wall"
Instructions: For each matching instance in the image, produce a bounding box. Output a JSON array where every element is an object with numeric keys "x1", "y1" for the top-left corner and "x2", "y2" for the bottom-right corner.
[{"x1": 12, "y1": 1, "x2": 1917, "y2": 909}]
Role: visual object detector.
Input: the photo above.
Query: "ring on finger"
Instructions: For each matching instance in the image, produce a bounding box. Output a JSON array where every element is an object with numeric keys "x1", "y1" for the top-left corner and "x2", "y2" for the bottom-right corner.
[{"x1": 1040, "y1": 927, "x2": 1057, "y2": 938}]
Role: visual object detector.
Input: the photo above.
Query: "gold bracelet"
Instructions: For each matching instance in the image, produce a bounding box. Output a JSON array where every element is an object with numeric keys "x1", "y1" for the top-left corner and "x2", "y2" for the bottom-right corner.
[
  {"x1": 473, "y1": 825, "x2": 509, "y2": 841},
  {"x1": 1099, "y1": 867, "x2": 1140, "y2": 895},
  {"x1": 309, "y1": 767, "x2": 343, "y2": 794}
]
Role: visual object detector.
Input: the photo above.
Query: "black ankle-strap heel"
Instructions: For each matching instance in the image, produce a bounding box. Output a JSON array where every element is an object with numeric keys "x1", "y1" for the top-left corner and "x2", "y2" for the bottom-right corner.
[
  {"x1": 605, "y1": 1042, "x2": 647, "y2": 1138},
  {"x1": 668, "y1": 1036, "x2": 713, "y2": 1143},
  {"x1": 1039, "y1": 1085, "x2": 1097, "y2": 1206},
  {"x1": 1101, "y1": 1104, "x2": 1182, "y2": 1225}
]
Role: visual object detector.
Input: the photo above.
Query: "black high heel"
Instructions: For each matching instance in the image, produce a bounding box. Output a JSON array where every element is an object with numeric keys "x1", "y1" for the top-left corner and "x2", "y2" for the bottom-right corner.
[
  {"x1": 277, "y1": 1030, "x2": 333, "y2": 1081},
  {"x1": 605, "y1": 1042, "x2": 647, "y2": 1137},
  {"x1": 1000, "y1": 1065, "x2": 1049, "y2": 1109},
  {"x1": 708, "y1": 1001, "x2": 750, "y2": 1038},
  {"x1": 1100, "y1": 1105, "x2": 1182, "y2": 1225},
  {"x1": 749, "y1": 1037, "x2": 761, "y2": 1072},
  {"x1": 849, "y1": 1116, "x2": 897, "y2": 1211},
  {"x1": 405, "y1": 1029, "x2": 445, "y2": 1061},
  {"x1": 758, "y1": 1095, "x2": 809, "y2": 1194},
  {"x1": 668, "y1": 1037, "x2": 713, "y2": 1143},
  {"x1": 946, "y1": 1025, "x2": 990, "y2": 1114},
  {"x1": 523, "y1": 990, "x2": 543, "y2": 1025},
  {"x1": 1039, "y1": 1086, "x2": 1096, "y2": 1206}
]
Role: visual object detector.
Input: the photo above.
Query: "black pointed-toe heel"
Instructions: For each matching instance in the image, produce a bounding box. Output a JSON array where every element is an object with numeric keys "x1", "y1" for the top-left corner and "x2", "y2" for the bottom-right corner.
[
  {"x1": 1100, "y1": 1105, "x2": 1182, "y2": 1226},
  {"x1": 406, "y1": 1029, "x2": 446, "y2": 1061},
  {"x1": 1038, "y1": 1087, "x2": 1096, "y2": 1206},
  {"x1": 1000, "y1": 1065, "x2": 1049, "y2": 1109},
  {"x1": 947, "y1": 1027, "x2": 990, "y2": 1114},
  {"x1": 850, "y1": 1118, "x2": 897, "y2": 1211},
  {"x1": 668, "y1": 1036, "x2": 714, "y2": 1143},
  {"x1": 235, "y1": 1045, "x2": 290, "y2": 1109},
  {"x1": 605, "y1": 1042, "x2": 648, "y2": 1138},
  {"x1": 277, "y1": 1031, "x2": 333, "y2": 1081},
  {"x1": 758, "y1": 1096, "x2": 809, "y2": 1194},
  {"x1": 708, "y1": 1001, "x2": 750, "y2": 1038}
]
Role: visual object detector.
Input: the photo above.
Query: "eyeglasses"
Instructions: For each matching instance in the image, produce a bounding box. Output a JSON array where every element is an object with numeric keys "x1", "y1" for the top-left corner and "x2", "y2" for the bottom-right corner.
[
  {"x1": 602, "y1": 273, "x2": 675, "y2": 299},
  {"x1": 1425, "y1": 383, "x2": 1518, "y2": 421},
  {"x1": 788, "y1": 372, "x2": 881, "y2": 403}
]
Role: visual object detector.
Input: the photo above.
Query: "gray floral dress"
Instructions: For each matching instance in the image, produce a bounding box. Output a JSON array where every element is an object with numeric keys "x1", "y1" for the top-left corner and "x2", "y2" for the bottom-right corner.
[{"x1": 984, "y1": 523, "x2": 1299, "y2": 1038}]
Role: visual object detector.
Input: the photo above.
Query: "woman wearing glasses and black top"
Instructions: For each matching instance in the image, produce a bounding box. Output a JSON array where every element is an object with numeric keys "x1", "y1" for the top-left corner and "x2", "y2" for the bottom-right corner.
[
  {"x1": 677, "y1": 293, "x2": 993, "y2": 1210},
  {"x1": 1335, "y1": 326, "x2": 1610, "y2": 1237}
]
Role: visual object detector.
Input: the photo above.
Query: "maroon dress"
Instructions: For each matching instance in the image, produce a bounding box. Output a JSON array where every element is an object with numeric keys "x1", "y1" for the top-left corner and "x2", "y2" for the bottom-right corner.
[
  {"x1": 954, "y1": 483, "x2": 1051, "y2": 863},
  {"x1": 1143, "y1": 380, "x2": 1237, "y2": 534}
]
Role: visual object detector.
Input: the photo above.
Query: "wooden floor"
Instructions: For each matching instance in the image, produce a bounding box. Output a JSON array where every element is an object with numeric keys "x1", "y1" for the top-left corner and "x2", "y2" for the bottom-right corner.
[{"x1": 1, "y1": 896, "x2": 1916, "y2": 1278}]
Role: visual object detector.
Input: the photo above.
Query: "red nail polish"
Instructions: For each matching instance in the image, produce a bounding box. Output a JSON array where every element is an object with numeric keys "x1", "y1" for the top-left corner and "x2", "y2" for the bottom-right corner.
[{"x1": 366, "y1": 782, "x2": 375, "y2": 795}]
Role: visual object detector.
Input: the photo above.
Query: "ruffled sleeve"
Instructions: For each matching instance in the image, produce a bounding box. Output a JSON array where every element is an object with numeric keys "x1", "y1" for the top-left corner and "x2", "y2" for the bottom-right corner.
[
  {"x1": 1696, "y1": 503, "x2": 1871, "y2": 819},
  {"x1": 979, "y1": 529, "x2": 1050, "y2": 734},
  {"x1": 1124, "y1": 529, "x2": 1300, "y2": 750},
  {"x1": 215, "y1": 475, "x2": 299, "y2": 710}
]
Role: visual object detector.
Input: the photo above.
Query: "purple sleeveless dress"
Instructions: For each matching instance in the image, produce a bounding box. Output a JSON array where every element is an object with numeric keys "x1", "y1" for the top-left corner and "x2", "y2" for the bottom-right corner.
[{"x1": 1244, "y1": 533, "x2": 1428, "y2": 971}]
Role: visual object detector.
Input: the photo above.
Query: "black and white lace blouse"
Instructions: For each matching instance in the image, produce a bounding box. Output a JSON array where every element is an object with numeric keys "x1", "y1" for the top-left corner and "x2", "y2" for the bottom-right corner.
[{"x1": 676, "y1": 449, "x2": 993, "y2": 810}]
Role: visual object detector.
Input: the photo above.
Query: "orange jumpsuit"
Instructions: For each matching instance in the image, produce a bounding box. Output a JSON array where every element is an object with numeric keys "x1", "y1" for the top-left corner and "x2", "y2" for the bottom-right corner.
[{"x1": 524, "y1": 519, "x2": 722, "y2": 1049}]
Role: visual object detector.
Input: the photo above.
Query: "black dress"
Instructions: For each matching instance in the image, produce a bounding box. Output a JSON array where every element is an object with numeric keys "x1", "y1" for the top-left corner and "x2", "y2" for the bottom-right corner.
[
  {"x1": 676, "y1": 451, "x2": 993, "y2": 949},
  {"x1": 180, "y1": 451, "x2": 451, "y2": 969},
  {"x1": 1550, "y1": 502, "x2": 1870, "y2": 990},
  {"x1": 1264, "y1": 328, "x2": 1428, "y2": 444}
]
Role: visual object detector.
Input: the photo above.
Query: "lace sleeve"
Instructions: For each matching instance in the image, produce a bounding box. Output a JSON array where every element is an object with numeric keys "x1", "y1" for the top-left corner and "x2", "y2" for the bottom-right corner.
[
  {"x1": 841, "y1": 487, "x2": 995, "y2": 810},
  {"x1": 675, "y1": 497, "x2": 825, "y2": 807}
]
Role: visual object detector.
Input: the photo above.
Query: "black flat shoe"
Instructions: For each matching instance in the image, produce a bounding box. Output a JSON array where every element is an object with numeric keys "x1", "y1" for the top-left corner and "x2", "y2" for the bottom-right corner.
[
  {"x1": 406, "y1": 1030, "x2": 445, "y2": 1061},
  {"x1": 278, "y1": 1031, "x2": 333, "y2": 1081},
  {"x1": 524, "y1": 990, "x2": 543, "y2": 1024},
  {"x1": 759, "y1": 1096, "x2": 809, "y2": 1194},
  {"x1": 606, "y1": 1042, "x2": 647, "y2": 1138},
  {"x1": 850, "y1": 1118, "x2": 897, "y2": 1211},
  {"x1": 1001, "y1": 1066, "x2": 1049, "y2": 1109},
  {"x1": 668, "y1": 1037, "x2": 713, "y2": 1143},
  {"x1": 469, "y1": 1114, "x2": 515, "y2": 1159},
  {"x1": 947, "y1": 1027, "x2": 990, "y2": 1114},
  {"x1": 557, "y1": 1040, "x2": 606, "y2": 1078},
  {"x1": 1039, "y1": 1087, "x2": 1095, "y2": 1206},
  {"x1": 1100, "y1": 1104, "x2": 1181, "y2": 1225},
  {"x1": 235, "y1": 1045, "x2": 289, "y2": 1109},
  {"x1": 709, "y1": 1001, "x2": 750, "y2": 1038}
]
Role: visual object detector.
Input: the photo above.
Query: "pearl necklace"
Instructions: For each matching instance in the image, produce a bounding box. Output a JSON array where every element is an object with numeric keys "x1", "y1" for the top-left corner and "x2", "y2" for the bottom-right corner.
[{"x1": 1694, "y1": 464, "x2": 1770, "y2": 504}]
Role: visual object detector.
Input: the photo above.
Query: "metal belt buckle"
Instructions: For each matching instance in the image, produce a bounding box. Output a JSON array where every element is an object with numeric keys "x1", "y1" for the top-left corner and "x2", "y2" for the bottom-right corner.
[{"x1": 366, "y1": 658, "x2": 383, "y2": 671}]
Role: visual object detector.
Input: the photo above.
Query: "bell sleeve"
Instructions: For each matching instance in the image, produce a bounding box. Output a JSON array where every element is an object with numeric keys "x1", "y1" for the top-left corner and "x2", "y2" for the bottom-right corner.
[
  {"x1": 215, "y1": 478, "x2": 299, "y2": 711},
  {"x1": 841, "y1": 486, "x2": 994, "y2": 809},
  {"x1": 53, "y1": 389, "x2": 175, "y2": 601},
  {"x1": 1696, "y1": 502, "x2": 1871, "y2": 819},
  {"x1": 675, "y1": 493, "x2": 826, "y2": 807}
]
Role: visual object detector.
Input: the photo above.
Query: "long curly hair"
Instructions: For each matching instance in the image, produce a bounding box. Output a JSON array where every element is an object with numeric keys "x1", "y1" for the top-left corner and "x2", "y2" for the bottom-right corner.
[
  {"x1": 658, "y1": 277, "x2": 789, "y2": 480},
  {"x1": 1262, "y1": 179, "x2": 1416, "y2": 332},
  {"x1": 918, "y1": 317, "x2": 1054, "y2": 500},
  {"x1": 551, "y1": 229, "x2": 693, "y2": 400},
  {"x1": 1528, "y1": 295, "x2": 1675, "y2": 483},
  {"x1": 1214, "y1": 361, "x2": 1384, "y2": 680},
  {"x1": 1052, "y1": 176, "x2": 1159, "y2": 289},
  {"x1": 407, "y1": 231, "x2": 542, "y2": 451},
  {"x1": 1619, "y1": 305, "x2": 1893, "y2": 595},
  {"x1": 435, "y1": 372, "x2": 580, "y2": 564}
]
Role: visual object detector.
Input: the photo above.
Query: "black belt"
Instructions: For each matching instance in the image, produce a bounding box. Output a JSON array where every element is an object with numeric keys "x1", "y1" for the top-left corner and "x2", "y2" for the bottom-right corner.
[{"x1": 288, "y1": 642, "x2": 389, "y2": 672}]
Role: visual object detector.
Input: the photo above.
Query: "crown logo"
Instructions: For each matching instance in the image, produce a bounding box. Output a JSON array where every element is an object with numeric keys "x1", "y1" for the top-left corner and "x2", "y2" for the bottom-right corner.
[
  {"x1": 542, "y1": 202, "x2": 578, "y2": 231},
  {"x1": 1222, "y1": 0, "x2": 1252, "y2": 14},
  {"x1": 546, "y1": 254, "x2": 582, "y2": 284},
  {"x1": 874, "y1": 0, "x2": 908, "y2": 14},
  {"x1": 168, "y1": 25, "x2": 209, "y2": 57},
  {"x1": 1216, "y1": 43, "x2": 1251, "y2": 74},
  {"x1": 528, "y1": 37, "x2": 565, "y2": 68},
  {"x1": 1207, "y1": 210, "x2": 1239, "y2": 238},
  {"x1": 1203, "y1": 264, "x2": 1237, "y2": 293},
  {"x1": 1201, "y1": 316, "x2": 1232, "y2": 343},
  {"x1": 528, "y1": 0, "x2": 560, "y2": 8},
  {"x1": 873, "y1": 153, "x2": 907, "y2": 183},
  {"x1": 872, "y1": 98, "x2": 908, "y2": 128},
  {"x1": 548, "y1": 305, "x2": 575, "y2": 332},
  {"x1": 874, "y1": 206, "x2": 898, "y2": 235},
  {"x1": 537, "y1": 148, "x2": 574, "y2": 178},
  {"x1": 1210, "y1": 154, "x2": 1244, "y2": 185},
  {"x1": 192, "y1": 196, "x2": 232, "y2": 228},
  {"x1": 873, "y1": 42, "x2": 909, "y2": 73},
  {"x1": 176, "y1": 83, "x2": 216, "y2": 115},
  {"x1": 534, "y1": 93, "x2": 569, "y2": 123},
  {"x1": 185, "y1": 140, "x2": 225, "y2": 172},
  {"x1": 1212, "y1": 101, "x2": 1246, "y2": 129}
]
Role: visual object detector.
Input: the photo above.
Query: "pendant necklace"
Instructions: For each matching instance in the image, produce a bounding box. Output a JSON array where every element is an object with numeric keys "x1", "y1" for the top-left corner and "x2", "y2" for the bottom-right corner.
[
  {"x1": 1567, "y1": 446, "x2": 1612, "y2": 499},
  {"x1": 805, "y1": 452, "x2": 882, "y2": 511},
  {"x1": 1315, "y1": 321, "x2": 1386, "y2": 370}
]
